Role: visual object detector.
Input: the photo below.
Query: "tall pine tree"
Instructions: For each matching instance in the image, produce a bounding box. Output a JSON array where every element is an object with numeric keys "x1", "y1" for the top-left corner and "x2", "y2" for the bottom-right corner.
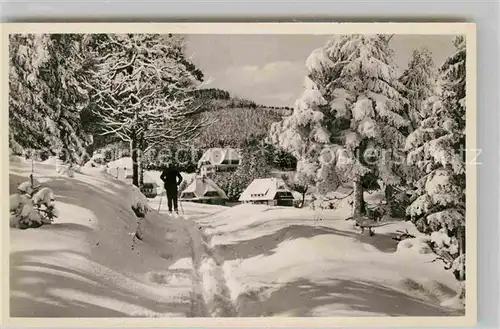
[
  {"x1": 324, "y1": 35, "x2": 410, "y2": 216},
  {"x1": 405, "y1": 36, "x2": 466, "y2": 293},
  {"x1": 268, "y1": 46, "x2": 341, "y2": 197},
  {"x1": 9, "y1": 34, "x2": 50, "y2": 153},
  {"x1": 399, "y1": 47, "x2": 436, "y2": 132},
  {"x1": 270, "y1": 35, "x2": 410, "y2": 216}
]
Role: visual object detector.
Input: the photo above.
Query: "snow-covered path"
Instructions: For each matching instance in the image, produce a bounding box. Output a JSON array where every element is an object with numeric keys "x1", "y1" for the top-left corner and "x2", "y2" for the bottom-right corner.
[
  {"x1": 147, "y1": 196, "x2": 237, "y2": 317},
  {"x1": 181, "y1": 218, "x2": 236, "y2": 317}
]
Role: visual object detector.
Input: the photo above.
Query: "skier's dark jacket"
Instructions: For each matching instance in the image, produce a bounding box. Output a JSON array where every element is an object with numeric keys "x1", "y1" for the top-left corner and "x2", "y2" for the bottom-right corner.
[{"x1": 160, "y1": 166, "x2": 183, "y2": 191}]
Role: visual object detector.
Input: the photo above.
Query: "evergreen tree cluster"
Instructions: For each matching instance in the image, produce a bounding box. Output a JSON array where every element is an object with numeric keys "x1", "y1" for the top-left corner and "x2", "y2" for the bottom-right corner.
[
  {"x1": 10, "y1": 34, "x2": 93, "y2": 161},
  {"x1": 269, "y1": 34, "x2": 467, "y2": 294},
  {"x1": 405, "y1": 37, "x2": 466, "y2": 268}
]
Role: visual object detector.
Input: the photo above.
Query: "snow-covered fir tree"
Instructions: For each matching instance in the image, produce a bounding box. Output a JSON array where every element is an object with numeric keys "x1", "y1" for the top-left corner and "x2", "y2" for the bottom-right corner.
[
  {"x1": 82, "y1": 34, "x2": 210, "y2": 186},
  {"x1": 270, "y1": 34, "x2": 410, "y2": 216},
  {"x1": 9, "y1": 34, "x2": 92, "y2": 161},
  {"x1": 399, "y1": 47, "x2": 436, "y2": 132},
  {"x1": 268, "y1": 47, "x2": 343, "y2": 197},
  {"x1": 9, "y1": 34, "x2": 49, "y2": 153},
  {"x1": 405, "y1": 36, "x2": 466, "y2": 290}
]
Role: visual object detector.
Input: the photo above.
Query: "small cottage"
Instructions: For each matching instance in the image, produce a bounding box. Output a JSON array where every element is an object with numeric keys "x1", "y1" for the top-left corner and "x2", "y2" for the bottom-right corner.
[
  {"x1": 198, "y1": 148, "x2": 240, "y2": 177},
  {"x1": 180, "y1": 176, "x2": 228, "y2": 205},
  {"x1": 239, "y1": 178, "x2": 295, "y2": 206}
]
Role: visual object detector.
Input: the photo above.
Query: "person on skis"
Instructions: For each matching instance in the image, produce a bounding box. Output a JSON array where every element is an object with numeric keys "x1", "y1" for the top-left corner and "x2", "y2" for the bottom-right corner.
[{"x1": 160, "y1": 161, "x2": 183, "y2": 214}]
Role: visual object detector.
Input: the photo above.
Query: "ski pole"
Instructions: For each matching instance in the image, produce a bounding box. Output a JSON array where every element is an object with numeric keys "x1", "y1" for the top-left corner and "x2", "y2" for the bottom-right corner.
[
  {"x1": 157, "y1": 190, "x2": 164, "y2": 213},
  {"x1": 179, "y1": 199, "x2": 185, "y2": 215}
]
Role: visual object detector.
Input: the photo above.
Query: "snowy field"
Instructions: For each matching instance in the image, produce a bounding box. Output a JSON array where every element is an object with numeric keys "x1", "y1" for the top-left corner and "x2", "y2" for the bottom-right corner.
[
  {"x1": 9, "y1": 157, "x2": 464, "y2": 317},
  {"x1": 192, "y1": 204, "x2": 464, "y2": 317}
]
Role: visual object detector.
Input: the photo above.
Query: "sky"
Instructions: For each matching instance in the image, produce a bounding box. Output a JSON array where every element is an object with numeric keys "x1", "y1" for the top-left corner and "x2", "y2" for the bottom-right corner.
[{"x1": 185, "y1": 34, "x2": 458, "y2": 107}]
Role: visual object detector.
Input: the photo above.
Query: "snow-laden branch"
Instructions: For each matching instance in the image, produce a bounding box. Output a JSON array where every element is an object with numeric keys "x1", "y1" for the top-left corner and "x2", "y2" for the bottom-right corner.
[{"x1": 83, "y1": 33, "x2": 214, "y2": 174}]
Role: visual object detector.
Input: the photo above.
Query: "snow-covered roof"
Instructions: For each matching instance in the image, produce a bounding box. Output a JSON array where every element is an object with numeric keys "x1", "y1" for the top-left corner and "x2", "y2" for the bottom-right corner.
[
  {"x1": 198, "y1": 148, "x2": 240, "y2": 167},
  {"x1": 107, "y1": 157, "x2": 133, "y2": 169},
  {"x1": 239, "y1": 178, "x2": 292, "y2": 202},
  {"x1": 123, "y1": 172, "x2": 157, "y2": 186},
  {"x1": 142, "y1": 172, "x2": 158, "y2": 186},
  {"x1": 180, "y1": 176, "x2": 227, "y2": 200}
]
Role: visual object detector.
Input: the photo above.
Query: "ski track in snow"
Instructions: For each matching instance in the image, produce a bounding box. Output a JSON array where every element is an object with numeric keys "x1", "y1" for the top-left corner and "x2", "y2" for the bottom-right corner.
[{"x1": 159, "y1": 213, "x2": 237, "y2": 317}]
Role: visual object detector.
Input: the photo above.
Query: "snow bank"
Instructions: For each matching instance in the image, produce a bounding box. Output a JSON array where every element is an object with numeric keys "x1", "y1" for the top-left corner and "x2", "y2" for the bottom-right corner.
[
  {"x1": 9, "y1": 155, "x2": 28, "y2": 164},
  {"x1": 397, "y1": 236, "x2": 433, "y2": 255},
  {"x1": 9, "y1": 158, "x2": 196, "y2": 317}
]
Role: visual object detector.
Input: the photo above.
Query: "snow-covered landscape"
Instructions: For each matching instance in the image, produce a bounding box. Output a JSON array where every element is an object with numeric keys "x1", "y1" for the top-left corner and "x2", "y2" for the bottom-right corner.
[
  {"x1": 9, "y1": 157, "x2": 464, "y2": 317},
  {"x1": 8, "y1": 31, "x2": 469, "y2": 318}
]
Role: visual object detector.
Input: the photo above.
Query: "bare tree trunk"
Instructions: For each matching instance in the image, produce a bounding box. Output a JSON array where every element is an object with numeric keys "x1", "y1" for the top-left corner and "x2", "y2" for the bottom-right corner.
[
  {"x1": 138, "y1": 135, "x2": 144, "y2": 187},
  {"x1": 301, "y1": 192, "x2": 306, "y2": 209},
  {"x1": 353, "y1": 177, "x2": 365, "y2": 217},
  {"x1": 457, "y1": 225, "x2": 466, "y2": 305},
  {"x1": 131, "y1": 135, "x2": 139, "y2": 187},
  {"x1": 458, "y1": 225, "x2": 466, "y2": 281},
  {"x1": 138, "y1": 152, "x2": 144, "y2": 187}
]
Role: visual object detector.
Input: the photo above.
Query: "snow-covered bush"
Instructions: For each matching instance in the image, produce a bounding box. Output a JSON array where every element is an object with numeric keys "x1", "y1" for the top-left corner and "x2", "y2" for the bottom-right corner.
[
  {"x1": 17, "y1": 178, "x2": 40, "y2": 196},
  {"x1": 84, "y1": 152, "x2": 106, "y2": 168},
  {"x1": 32, "y1": 187, "x2": 55, "y2": 208},
  {"x1": 57, "y1": 163, "x2": 77, "y2": 178},
  {"x1": 430, "y1": 229, "x2": 451, "y2": 249},
  {"x1": 308, "y1": 193, "x2": 346, "y2": 210},
  {"x1": 10, "y1": 181, "x2": 57, "y2": 229}
]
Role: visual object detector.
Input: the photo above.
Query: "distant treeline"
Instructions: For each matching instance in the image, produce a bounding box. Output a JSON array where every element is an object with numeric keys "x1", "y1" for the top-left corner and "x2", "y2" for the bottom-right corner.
[{"x1": 191, "y1": 88, "x2": 293, "y2": 113}]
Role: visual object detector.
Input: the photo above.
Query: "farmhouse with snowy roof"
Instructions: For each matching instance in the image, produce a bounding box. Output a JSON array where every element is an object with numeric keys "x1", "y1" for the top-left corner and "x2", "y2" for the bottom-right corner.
[
  {"x1": 197, "y1": 147, "x2": 241, "y2": 177},
  {"x1": 239, "y1": 177, "x2": 295, "y2": 206},
  {"x1": 180, "y1": 176, "x2": 228, "y2": 205}
]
